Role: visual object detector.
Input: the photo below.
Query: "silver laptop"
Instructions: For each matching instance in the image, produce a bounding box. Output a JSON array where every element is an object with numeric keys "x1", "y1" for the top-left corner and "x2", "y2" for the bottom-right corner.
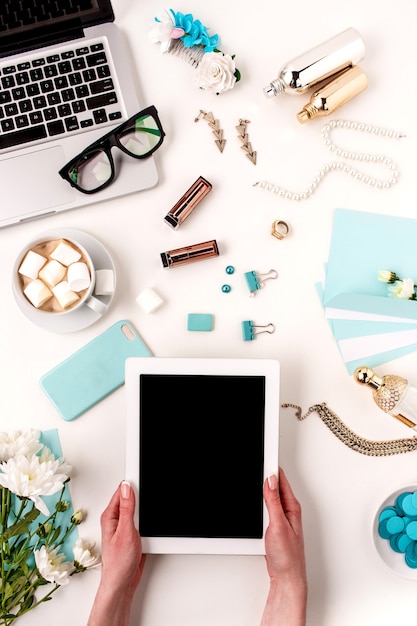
[{"x1": 0, "y1": 0, "x2": 159, "y2": 229}]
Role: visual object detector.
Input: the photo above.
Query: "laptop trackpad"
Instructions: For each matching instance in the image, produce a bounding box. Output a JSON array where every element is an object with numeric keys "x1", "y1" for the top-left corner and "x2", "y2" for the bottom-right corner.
[{"x1": 1, "y1": 146, "x2": 74, "y2": 219}]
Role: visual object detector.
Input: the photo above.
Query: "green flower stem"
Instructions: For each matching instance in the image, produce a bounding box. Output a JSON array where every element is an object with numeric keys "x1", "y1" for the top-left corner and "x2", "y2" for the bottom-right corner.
[
  {"x1": 58, "y1": 521, "x2": 77, "y2": 547},
  {"x1": 1, "y1": 487, "x2": 12, "y2": 612},
  {"x1": 1, "y1": 575, "x2": 43, "y2": 620},
  {"x1": 12, "y1": 499, "x2": 27, "y2": 526},
  {"x1": 10, "y1": 581, "x2": 61, "y2": 623},
  {"x1": 0, "y1": 485, "x2": 75, "y2": 622},
  {"x1": 43, "y1": 485, "x2": 66, "y2": 545}
]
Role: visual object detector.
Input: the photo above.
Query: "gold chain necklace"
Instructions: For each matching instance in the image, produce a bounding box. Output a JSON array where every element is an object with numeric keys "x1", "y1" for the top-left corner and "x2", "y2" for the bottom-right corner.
[{"x1": 282, "y1": 402, "x2": 417, "y2": 456}]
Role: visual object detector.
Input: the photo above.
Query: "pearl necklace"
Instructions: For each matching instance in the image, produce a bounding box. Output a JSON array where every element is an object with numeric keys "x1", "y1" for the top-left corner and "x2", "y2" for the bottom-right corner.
[{"x1": 253, "y1": 119, "x2": 405, "y2": 201}]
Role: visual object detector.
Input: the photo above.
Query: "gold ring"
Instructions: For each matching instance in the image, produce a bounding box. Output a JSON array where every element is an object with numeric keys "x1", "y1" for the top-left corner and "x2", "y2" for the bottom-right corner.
[{"x1": 271, "y1": 220, "x2": 289, "y2": 240}]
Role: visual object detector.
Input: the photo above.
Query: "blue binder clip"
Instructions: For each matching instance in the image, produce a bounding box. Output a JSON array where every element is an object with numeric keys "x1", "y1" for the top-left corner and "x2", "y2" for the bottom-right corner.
[
  {"x1": 244, "y1": 269, "x2": 278, "y2": 296},
  {"x1": 242, "y1": 320, "x2": 275, "y2": 341}
]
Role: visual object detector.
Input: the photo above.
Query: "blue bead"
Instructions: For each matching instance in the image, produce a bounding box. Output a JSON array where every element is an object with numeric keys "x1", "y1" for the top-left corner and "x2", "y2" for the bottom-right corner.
[
  {"x1": 401, "y1": 494, "x2": 417, "y2": 517},
  {"x1": 222, "y1": 284, "x2": 231, "y2": 293},
  {"x1": 225, "y1": 265, "x2": 235, "y2": 275},
  {"x1": 386, "y1": 515, "x2": 405, "y2": 535},
  {"x1": 378, "y1": 520, "x2": 392, "y2": 540},
  {"x1": 406, "y1": 521, "x2": 417, "y2": 540},
  {"x1": 378, "y1": 506, "x2": 397, "y2": 523}
]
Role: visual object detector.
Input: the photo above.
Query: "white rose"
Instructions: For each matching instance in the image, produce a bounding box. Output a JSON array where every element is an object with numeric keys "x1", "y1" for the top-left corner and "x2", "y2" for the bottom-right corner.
[{"x1": 196, "y1": 52, "x2": 237, "y2": 94}]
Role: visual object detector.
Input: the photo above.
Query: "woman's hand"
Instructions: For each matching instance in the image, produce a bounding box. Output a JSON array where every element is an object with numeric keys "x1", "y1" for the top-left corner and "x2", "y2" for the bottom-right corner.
[
  {"x1": 87, "y1": 481, "x2": 146, "y2": 626},
  {"x1": 261, "y1": 467, "x2": 307, "y2": 626}
]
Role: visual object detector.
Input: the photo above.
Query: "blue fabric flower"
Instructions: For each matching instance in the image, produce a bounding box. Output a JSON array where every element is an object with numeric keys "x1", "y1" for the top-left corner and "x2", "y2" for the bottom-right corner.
[{"x1": 171, "y1": 10, "x2": 219, "y2": 52}]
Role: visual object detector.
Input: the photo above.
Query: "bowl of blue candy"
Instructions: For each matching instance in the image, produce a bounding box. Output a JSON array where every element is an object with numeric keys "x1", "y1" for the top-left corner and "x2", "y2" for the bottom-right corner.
[{"x1": 373, "y1": 485, "x2": 417, "y2": 579}]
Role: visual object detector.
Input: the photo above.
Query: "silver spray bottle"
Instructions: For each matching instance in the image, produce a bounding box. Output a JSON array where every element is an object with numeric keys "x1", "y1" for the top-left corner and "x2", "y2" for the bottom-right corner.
[{"x1": 263, "y1": 27, "x2": 366, "y2": 98}]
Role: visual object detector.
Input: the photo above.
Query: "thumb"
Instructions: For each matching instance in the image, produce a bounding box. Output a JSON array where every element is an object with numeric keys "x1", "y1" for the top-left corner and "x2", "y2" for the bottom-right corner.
[
  {"x1": 264, "y1": 474, "x2": 282, "y2": 526},
  {"x1": 119, "y1": 480, "x2": 136, "y2": 522}
]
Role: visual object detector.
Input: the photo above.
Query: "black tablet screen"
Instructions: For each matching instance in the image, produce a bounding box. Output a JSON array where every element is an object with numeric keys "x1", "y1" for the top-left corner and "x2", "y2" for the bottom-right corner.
[{"x1": 138, "y1": 374, "x2": 266, "y2": 538}]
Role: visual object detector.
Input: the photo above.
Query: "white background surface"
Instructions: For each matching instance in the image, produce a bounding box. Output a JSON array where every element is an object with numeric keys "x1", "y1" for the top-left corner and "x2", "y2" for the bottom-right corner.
[{"x1": 2, "y1": 0, "x2": 417, "y2": 624}]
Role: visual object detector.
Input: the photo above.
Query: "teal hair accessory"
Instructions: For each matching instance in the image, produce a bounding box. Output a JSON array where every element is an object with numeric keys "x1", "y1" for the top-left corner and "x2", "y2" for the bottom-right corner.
[{"x1": 149, "y1": 8, "x2": 241, "y2": 95}]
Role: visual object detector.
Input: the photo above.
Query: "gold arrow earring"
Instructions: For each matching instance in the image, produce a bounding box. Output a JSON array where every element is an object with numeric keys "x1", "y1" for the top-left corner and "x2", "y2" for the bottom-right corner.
[
  {"x1": 236, "y1": 119, "x2": 257, "y2": 165},
  {"x1": 194, "y1": 110, "x2": 226, "y2": 153}
]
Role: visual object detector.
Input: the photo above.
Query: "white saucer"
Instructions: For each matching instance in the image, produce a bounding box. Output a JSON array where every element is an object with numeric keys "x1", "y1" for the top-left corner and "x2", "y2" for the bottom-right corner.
[
  {"x1": 372, "y1": 484, "x2": 417, "y2": 580},
  {"x1": 12, "y1": 228, "x2": 116, "y2": 333}
]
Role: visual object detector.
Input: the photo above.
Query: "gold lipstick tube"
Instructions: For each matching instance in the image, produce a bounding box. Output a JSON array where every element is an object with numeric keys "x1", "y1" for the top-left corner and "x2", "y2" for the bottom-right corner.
[
  {"x1": 160, "y1": 239, "x2": 219, "y2": 268},
  {"x1": 164, "y1": 176, "x2": 212, "y2": 229}
]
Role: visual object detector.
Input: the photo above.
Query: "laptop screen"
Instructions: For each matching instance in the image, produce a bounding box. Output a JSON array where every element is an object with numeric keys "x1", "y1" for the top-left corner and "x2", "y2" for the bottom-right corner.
[{"x1": 0, "y1": 0, "x2": 114, "y2": 57}]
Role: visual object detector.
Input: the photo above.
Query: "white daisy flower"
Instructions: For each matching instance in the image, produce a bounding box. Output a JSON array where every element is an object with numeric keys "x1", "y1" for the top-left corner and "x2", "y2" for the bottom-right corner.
[
  {"x1": 73, "y1": 537, "x2": 101, "y2": 570},
  {"x1": 34, "y1": 545, "x2": 73, "y2": 585},
  {"x1": 0, "y1": 448, "x2": 71, "y2": 516},
  {"x1": 0, "y1": 429, "x2": 42, "y2": 462}
]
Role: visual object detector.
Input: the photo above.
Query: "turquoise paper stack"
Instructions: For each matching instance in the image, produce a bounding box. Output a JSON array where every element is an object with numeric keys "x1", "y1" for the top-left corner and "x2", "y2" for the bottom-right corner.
[{"x1": 318, "y1": 209, "x2": 417, "y2": 374}]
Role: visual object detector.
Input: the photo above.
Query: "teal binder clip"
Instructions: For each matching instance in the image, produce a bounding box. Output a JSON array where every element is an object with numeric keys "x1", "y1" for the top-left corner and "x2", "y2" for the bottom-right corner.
[
  {"x1": 244, "y1": 269, "x2": 278, "y2": 296},
  {"x1": 242, "y1": 320, "x2": 275, "y2": 341}
]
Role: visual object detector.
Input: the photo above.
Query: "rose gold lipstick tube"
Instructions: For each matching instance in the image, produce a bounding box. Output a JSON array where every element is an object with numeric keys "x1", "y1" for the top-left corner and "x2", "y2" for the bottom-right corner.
[
  {"x1": 164, "y1": 176, "x2": 212, "y2": 229},
  {"x1": 160, "y1": 239, "x2": 219, "y2": 268}
]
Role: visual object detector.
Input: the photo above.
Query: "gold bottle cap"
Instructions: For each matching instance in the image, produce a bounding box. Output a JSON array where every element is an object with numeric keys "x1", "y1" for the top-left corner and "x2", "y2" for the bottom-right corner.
[
  {"x1": 354, "y1": 366, "x2": 383, "y2": 391},
  {"x1": 354, "y1": 366, "x2": 408, "y2": 413}
]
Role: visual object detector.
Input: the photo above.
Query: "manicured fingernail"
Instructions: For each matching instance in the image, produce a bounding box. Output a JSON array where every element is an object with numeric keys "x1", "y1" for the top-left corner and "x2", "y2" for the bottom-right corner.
[
  {"x1": 267, "y1": 474, "x2": 278, "y2": 490},
  {"x1": 121, "y1": 481, "x2": 131, "y2": 498}
]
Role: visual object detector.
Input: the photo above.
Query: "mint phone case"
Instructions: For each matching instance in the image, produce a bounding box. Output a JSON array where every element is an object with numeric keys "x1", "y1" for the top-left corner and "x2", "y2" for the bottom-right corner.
[{"x1": 40, "y1": 320, "x2": 152, "y2": 421}]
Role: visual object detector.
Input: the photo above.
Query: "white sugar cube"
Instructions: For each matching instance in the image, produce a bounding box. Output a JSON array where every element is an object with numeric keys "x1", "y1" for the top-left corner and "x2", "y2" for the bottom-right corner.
[
  {"x1": 95, "y1": 269, "x2": 114, "y2": 296},
  {"x1": 50, "y1": 241, "x2": 81, "y2": 266},
  {"x1": 24, "y1": 279, "x2": 53, "y2": 308},
  {"x1": 52, "y1": 281, "x2": 80, "y2": 309},
  {"x1": 18, "y1": 250, "x2": 47, "y2": 280},
  {"x1": 39, "y1": 259, "x2": 66, "y2": 286},
  {"x1": 136, "y1": 287, "x2": 164, "y2": 314}
]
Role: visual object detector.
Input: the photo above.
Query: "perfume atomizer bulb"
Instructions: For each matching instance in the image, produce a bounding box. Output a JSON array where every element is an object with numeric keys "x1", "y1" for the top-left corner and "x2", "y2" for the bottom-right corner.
[{"x1": 354, "y1": 366, "x2": 417, "y2": 431}]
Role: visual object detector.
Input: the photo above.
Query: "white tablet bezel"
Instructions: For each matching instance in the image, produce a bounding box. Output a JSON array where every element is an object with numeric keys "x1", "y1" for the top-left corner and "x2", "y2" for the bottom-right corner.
[{"x1": 125, "y1": 357, "x2": 280, "y2": 555}]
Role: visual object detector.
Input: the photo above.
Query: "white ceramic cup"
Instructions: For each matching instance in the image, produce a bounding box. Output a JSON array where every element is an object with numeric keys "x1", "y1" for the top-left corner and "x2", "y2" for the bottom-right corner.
[{"x1": 13, "y1": 235, "x2": 108, "y2": 317}]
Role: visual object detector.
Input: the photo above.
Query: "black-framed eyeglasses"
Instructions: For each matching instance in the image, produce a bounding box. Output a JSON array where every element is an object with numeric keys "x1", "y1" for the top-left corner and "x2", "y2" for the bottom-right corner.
[{"x1": 58, "y1": 105, "x2": 165, "y2": 194}]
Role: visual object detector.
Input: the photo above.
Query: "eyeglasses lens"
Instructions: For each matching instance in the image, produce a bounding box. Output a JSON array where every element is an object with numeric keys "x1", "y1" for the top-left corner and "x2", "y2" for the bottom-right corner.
[
  {"x1": 68, "y1": 149, "x2": 112, "y2": 192},
  {"x1": 119, "y1": 113, "x2": 162, "y2": 156},
  {"x1": 66, "y1": 112, "x2": 162, "y2": 192}
]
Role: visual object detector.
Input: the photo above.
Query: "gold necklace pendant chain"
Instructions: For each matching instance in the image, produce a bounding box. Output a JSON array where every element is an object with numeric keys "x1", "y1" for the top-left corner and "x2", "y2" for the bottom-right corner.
[
  {"x1": 254, "y1": 119, "x2": 405, "y2": 201},
  {"x1": 282, "y1": 402, "x2": 417, "y2": 456}
]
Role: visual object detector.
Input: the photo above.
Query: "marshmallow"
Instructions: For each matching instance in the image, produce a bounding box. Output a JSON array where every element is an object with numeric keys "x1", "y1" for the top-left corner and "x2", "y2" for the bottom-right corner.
[
  {"x1": 136, "y1": 287, "x2": 164, "y2": 314},
  {"x1": 18, "y1": 250, "x2": 47, "y2": 280},
  {"x1": 52, "y1": 281, "x2": 80, "y2": 309},
  {"x1": 50, "y1": 241, "x2": 82, "y2": 266},
  {"x1": 39, "y1": 259, "x2": 66, "y2": 286},
  {"x1": 95, "y1": 269, "x2": 114, "y2": 296},
  {"x1": 24, "y1": 279, "x2": 53, "y2": 308},
  {"x1": 67, "y1": 262, "x2": 91, "y2": 292}
]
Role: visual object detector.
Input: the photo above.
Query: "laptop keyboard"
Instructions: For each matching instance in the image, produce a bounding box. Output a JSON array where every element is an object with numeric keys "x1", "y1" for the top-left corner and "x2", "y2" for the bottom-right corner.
[
  {"x1": 0, "y1": 39, "x2": 123, "y2": 150},
  {"x1": 0, "y1": 0, "x2": 93, "y2": 31}
]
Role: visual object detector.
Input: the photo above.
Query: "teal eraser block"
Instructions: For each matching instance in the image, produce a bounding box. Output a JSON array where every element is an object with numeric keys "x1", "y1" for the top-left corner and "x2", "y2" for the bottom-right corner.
[{"x1": 187, "y1": 313, "x2": 213, "y2": 331}]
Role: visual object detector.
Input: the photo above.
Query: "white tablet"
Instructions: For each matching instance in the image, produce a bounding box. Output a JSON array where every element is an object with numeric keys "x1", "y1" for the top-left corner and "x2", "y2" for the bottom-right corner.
[{"x1": 125, "y1": 357, "x2": 280, "y2": 555}]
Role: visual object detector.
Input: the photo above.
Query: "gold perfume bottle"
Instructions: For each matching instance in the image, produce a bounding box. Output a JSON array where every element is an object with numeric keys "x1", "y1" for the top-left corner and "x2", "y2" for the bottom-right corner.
[
  {"x1": 296, "y1": 65, "x2": 368, "y2": 124},
  {"x1": 354, "y1": 366, "x2": 417, "y2": 430}
]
